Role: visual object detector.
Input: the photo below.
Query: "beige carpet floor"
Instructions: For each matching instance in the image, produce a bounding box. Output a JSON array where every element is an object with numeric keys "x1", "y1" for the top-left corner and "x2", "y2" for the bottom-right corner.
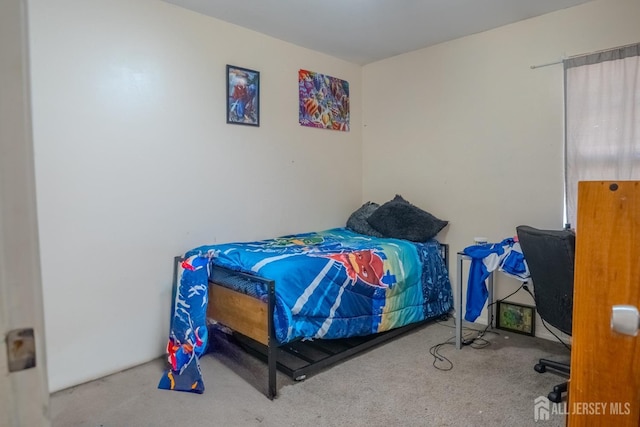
[{"x1": 50, "y1": 317, "x2": 570, "y2": 427}]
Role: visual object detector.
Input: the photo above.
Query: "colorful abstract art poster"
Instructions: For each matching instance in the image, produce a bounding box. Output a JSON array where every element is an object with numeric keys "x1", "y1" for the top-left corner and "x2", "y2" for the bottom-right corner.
[{"x1": 298, "y1": 69, "x2": 350, "y2": 131}]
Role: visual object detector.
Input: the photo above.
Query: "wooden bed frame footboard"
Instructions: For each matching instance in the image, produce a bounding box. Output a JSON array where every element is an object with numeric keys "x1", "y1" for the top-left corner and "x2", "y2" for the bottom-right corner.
[
  {"x1": 207, "y1": 268, "x2": 277, "y2": 398},
  {"x1": 172, "y1": 243, "x2": 449, "y2": 400}
]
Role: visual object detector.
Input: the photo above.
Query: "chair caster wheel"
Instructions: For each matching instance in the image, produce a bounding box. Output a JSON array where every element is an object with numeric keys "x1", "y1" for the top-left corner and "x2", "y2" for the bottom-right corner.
[
  {"x1": 534, "y1": 363, "x2": 546, "y2": 373},
  {"x1": 553, "y1": 383, "x2": 568, "y2": 394},
  {"x1": 548, "y1": 391, "x2": 562, "y2": 403}
]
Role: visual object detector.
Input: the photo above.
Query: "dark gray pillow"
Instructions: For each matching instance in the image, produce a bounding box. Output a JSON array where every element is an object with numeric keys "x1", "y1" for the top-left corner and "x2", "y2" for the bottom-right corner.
[
  {"x1": 346, "y1": 202, "x2": 385, "y2": 237},
  {"x1": 366, "y1": 195, "x2": 448, "y2": 242}
]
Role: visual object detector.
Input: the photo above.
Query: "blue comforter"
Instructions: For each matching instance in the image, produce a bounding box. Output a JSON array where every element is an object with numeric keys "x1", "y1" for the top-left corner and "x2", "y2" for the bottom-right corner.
[{"x1": 159, "y1": 228, "x2": 452, "y2": 393}]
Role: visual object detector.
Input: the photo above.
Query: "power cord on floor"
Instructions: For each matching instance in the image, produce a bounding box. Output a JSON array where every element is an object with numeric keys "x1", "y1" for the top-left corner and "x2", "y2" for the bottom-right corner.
[
  {"x1": 429, "y1": 282, "x2": 530, "y2": 371},
  {"x1": 435, "y1": 313, "x2": 498, "y2": 345},
  {"x1": 429, "y1": 313, "x2": 498, "y2": 371},
  {"x1": 428, "y1": 336, "x2": 456, "y2": 371}
]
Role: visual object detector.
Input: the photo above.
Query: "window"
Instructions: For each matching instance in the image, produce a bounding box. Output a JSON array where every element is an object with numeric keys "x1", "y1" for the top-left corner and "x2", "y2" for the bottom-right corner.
[{"x1": 564, "y1": 44, "x2": 640, "y2": 228}]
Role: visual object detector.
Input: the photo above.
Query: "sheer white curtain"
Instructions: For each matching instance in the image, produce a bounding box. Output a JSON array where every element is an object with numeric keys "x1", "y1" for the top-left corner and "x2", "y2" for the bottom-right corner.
[{"x1": 564, "y1": 44, "x2": 640, "y2": 228}]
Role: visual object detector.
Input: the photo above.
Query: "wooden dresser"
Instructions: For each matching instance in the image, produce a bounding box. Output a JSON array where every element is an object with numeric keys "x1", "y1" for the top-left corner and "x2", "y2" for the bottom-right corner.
[{"x1": 568, "y1": 181, "x2": 640, "y2": 426}]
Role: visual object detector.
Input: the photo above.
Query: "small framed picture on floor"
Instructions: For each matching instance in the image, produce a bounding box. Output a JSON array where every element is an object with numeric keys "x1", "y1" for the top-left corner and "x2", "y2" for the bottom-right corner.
[{"x1": 496, "y1": 301, "x2": 535, "y2": 336}]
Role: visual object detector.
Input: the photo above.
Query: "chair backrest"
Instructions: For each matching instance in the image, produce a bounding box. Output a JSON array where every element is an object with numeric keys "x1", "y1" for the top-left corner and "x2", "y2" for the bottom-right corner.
[{"x1": 516, "y1": 225, "x2": 576, "y2": 335}]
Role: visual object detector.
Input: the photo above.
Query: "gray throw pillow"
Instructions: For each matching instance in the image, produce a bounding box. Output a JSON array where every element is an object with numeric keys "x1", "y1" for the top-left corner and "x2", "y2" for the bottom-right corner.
[
  {"x1": 366, "y1": 195, "x2": 448, "y2": 242},
  {"x1": 346, "y1": 202, "x2": 385, "y2": 237}
]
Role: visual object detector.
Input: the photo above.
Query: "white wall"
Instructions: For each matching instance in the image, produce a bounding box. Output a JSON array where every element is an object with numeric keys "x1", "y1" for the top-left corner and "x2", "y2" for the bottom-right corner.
[
  {"x1": 362, "y1": 0, "x2": 640, "y2": 338},
  {"x1": 28, "y1": 0, "x2": 362, "y2": 392}
]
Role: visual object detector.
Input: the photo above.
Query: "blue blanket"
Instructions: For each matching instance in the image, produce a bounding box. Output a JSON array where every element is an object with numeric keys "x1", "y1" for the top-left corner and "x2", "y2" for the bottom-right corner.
[{"x1": 159, "y1": 228, "x2": 452, "y2": 393}]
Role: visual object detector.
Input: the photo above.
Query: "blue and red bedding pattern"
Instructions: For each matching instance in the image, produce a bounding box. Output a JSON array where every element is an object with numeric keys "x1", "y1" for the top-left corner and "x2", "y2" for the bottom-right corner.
[
  {"x1": 158, "y1": 255, "x2": 210, "y2": 393},
  {"x1": 159, "y1": 228, "x2": 452, "y2": 393}
]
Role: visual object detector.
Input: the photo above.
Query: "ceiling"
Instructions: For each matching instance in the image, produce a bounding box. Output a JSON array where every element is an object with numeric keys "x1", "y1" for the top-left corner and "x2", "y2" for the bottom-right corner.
[{"x1": 164, "y1": 0, "x2": 594, "y2": 65}]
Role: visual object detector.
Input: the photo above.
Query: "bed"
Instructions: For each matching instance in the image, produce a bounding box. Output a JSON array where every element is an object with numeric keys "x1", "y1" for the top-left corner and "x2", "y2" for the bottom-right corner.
[{"x1": 158, "y1": 196, "x2": 452, "y2": 398}]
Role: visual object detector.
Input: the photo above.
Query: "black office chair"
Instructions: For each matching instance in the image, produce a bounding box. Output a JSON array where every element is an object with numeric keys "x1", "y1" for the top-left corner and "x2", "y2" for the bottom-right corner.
[{"x1": 516, "y1": 225, "x2": 575, "y2": 403}]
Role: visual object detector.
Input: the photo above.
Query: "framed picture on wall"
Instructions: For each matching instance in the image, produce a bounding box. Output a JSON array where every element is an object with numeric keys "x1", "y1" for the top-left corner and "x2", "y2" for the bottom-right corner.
[
  {"x1": 298, "y1": 69, "x2": 350, "y2": 131},
  {"x1": 496, "y1": 301, "x2": 536, "y2": 336},
  {"x1": 226, "y1": 65, "x2": 260, "y2": 126}
]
